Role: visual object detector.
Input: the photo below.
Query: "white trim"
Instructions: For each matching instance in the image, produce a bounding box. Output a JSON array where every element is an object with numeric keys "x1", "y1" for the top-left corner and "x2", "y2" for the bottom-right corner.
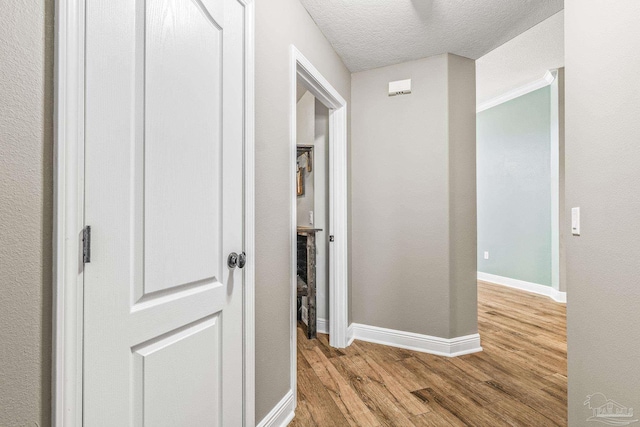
[
  {"x1": 549, "y1": 68, "x2": 565, "y2": 296},
  {"x1": 347, "y1": 323, "x2": 355, "y2": 346},
  {"x1": 53, "y1": 1, "x2": 256, "y2": 425},
  {"x1": 317, "y1": 317, "x2": 328, "y2": 334},
  {"x1": 350, "y1": 324, "x2": 483, "y2": 358},
  {"x1": 478, "y1": 272, "x2": 567, "y2": 303},
  {"x1": 256, "y1": 390, "x2": 295, "y2": 427},
  {"x1": 289, "y1": 45, "x2": 350, "y2": 411},
  {"x1": 240, "y1": 1, "x2": 256, "y2": 425},
  {"x1": 53, "y1": 0, "x2": 85, "y2": 424},
  {"x1": 292, "y1": 47, "x2": 349, "y2": 348},
  {"x1": 289, "y1": 47, "x2": 297, "y2": 414},
  {"x1": 477, "y1": 70, "x2": 556, "y2": 112},
  {"x1": 550, "y1": 69, "x2": 560, "y2": 291}
]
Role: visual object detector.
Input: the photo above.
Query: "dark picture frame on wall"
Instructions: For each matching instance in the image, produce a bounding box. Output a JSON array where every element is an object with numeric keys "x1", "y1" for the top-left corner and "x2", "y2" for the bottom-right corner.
[{"x1": 296, "y1": 145, "x2": 313, "y2": 196}]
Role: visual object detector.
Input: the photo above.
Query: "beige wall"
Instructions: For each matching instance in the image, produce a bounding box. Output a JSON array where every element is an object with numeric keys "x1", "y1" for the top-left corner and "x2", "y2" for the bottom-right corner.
[
  {"x1": 447, "y1": 54, "x2": 478, "y2": 338},
  {"x1": 255, "y1": 0, "x2": 351, "y2": 421},
  {"x1": 565, "y1": 1, "x2": 640, "y2": 425},
  {"x1": 0, "y1": 1, "x2": 54, "y2": 426},
  {"x1": 350, "y1": 54, "x2": 477, "y2": 339}
]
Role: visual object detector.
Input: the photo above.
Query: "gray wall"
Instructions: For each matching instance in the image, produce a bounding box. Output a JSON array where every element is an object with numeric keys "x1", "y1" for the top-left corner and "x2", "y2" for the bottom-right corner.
[
  {"x1": 477, "y1": 87, "x2": 553, "y2": 286},
  {"x1": 255, "y1": 0, "x2": 351, "y2": 421},
  {"x1": 351, "y1": 54, "x2": 477, "y2": 339},
  {"x1": 566, "y1": 1, "x2": 640, "y2": 425},
  {"x1": 0, "y1": 1, "x2": 54, "y2": 426}
]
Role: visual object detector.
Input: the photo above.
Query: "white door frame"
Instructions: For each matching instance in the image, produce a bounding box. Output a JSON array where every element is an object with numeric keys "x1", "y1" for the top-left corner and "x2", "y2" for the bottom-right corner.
[
  {"x1": 289, "y1": 44, "x2": 350, "y2": 404},
  {"x1": 52, "y1": 1, "x2": 255, "y2": 425}
]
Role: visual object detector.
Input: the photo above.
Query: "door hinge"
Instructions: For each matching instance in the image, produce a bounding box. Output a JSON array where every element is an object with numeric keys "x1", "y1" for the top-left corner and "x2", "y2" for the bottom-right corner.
[
  {"x1": 82, "y1": 226, "x2": 91, "y2": 264},
  {"x1": 329, "y1": 235, "x2": 335, "y2": 242}
]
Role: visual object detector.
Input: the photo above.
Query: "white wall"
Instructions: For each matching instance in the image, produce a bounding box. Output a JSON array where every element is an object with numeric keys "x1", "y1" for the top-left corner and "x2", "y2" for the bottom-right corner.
[
  {"x1": 296, "y1": 91, "x2": 315, "y2": 227},
  {"x1": 565, "y1": 1, "x2": 640, "y2": 425},
  {"x1": 476, "y1": 11, "x2": 564, "y2": 106},
  {"x1": 314, "y1": 100, "x2": 330, "y2": 322}
]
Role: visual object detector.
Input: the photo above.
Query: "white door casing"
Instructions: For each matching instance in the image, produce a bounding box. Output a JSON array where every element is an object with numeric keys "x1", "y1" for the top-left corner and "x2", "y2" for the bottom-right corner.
[
  {"x1": 289, "y1": 46, "x2": 349, "y2": 409},
  {"x1": 80, "y1": 0, "x2": 246, "y2": 425}
]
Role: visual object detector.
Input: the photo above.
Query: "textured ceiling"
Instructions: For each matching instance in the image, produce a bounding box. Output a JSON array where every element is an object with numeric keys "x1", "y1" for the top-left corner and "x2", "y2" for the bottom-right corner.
[
  {"x1": 476, "y1": 11, "x2": 564, "y2": 106},
  {"x1": 299, "y1": 0, "x2": 564, "y2": 72}
]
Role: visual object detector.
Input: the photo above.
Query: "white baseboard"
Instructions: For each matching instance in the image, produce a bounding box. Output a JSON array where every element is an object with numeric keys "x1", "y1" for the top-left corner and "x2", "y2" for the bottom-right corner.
[
  {"x1": 478, "y1": 272, "x2": 567, "y2": 303},
  {"x1": 346, "y1": 323, "x2": 355, "y2": 346},
  {"x1": 317, "y1": 317, "x2": 328, "y2": 334},
  {"x1": 349, "y1": 323, "x2": 482, "y2": 357},
  {"x1": 256, "y1": 389, "x2": 295, "y2": 427}
]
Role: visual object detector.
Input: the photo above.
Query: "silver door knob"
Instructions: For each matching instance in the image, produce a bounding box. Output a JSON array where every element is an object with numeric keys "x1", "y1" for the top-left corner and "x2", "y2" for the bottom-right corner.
[
  {"x1": 227, "y1": 252, "x2": 247, "y2": 269},
  {"x1": 228, "y1": 252, "x2": 239, "y2": 268}
]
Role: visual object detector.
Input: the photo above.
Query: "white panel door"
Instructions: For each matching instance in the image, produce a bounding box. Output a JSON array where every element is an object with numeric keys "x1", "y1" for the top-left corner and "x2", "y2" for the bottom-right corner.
[{"x1": 83, "y1": 0, "x2": 246, "y2": 425}]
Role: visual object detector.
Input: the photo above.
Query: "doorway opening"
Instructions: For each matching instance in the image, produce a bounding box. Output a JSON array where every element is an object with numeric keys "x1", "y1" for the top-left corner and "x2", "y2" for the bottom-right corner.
[
  {"x1": 473, "y1": 67, "x2": 568, "y2": 424},
  {"x1": 295, "y1": 94, "x2": 330, "y2": 339},
  {"x1": 476, "y1": 69, "x2": 566, "y2": 303},
  {"x1": 289, "y1": 46, "x2": 350, "y2": 407}
]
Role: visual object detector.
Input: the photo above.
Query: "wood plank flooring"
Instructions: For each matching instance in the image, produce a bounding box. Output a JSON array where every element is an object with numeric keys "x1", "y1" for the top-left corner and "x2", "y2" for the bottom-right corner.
[{"x1": 290, "y1": 281, "x2": 567, "y2": 426}]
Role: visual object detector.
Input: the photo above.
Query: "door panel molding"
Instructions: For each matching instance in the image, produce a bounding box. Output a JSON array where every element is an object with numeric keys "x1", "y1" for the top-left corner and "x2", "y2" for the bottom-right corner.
[{"x1": 52, "y1": 0, "x2": 255, "y2": 425}]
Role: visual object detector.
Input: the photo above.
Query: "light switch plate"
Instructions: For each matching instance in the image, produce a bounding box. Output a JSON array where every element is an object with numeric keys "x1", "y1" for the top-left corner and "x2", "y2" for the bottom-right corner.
[{"x1": 572, "y1": 207, "x2": 580, "y2": 236}]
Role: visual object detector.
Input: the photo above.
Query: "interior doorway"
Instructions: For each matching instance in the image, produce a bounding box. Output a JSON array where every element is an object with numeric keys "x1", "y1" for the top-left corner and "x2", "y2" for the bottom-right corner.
[
  {"x1": 289, "y1": 46, "x2": 350, "y2": 407},
  {"x1": 476, "y1": 69, "x2": 566, "y2": 303},
  {"x1": 295, "y1": 92, "x2": 330, "y2": 338}
]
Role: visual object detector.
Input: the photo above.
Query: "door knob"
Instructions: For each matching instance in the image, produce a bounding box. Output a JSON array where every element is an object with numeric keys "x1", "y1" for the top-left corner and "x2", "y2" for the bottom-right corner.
[
  {"x1": 228, "y1": 252, "x2": 239, "y2": 269},
  {"x1": 238, "y1": 251, "x2": 247, "y2": 269},
  {"x1": 227, "y1": 252, "x2": 247, "y2": 269}
]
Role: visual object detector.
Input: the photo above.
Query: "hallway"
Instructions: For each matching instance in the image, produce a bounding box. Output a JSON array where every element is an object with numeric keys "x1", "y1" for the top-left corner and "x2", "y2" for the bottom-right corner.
[{"x1": 291, "y1": 282, "x2": 567, "y2": 426}]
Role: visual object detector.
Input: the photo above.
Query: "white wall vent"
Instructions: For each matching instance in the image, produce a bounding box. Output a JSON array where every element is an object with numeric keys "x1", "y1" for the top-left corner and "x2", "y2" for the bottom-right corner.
[{"x1": 388, "y1": 79, "x2": 412, "y2": 96}]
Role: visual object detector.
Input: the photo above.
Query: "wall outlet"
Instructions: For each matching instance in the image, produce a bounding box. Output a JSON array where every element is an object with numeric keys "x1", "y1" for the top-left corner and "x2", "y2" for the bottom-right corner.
[
  {"x1": 309, "y1": 211, "x2": 314, "y2": 225},
  {"x1": 484, "y1": 251, "x2": 490, "y2": 260},
  {"x1": 301, "y1": 305, "x2": 308, "y2": 325}
]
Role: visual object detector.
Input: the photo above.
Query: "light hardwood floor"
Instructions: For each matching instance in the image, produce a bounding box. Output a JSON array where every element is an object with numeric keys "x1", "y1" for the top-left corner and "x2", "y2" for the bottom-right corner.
[{"x1": 291, "y1": 281, "x2": 567, "y2": 426}]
